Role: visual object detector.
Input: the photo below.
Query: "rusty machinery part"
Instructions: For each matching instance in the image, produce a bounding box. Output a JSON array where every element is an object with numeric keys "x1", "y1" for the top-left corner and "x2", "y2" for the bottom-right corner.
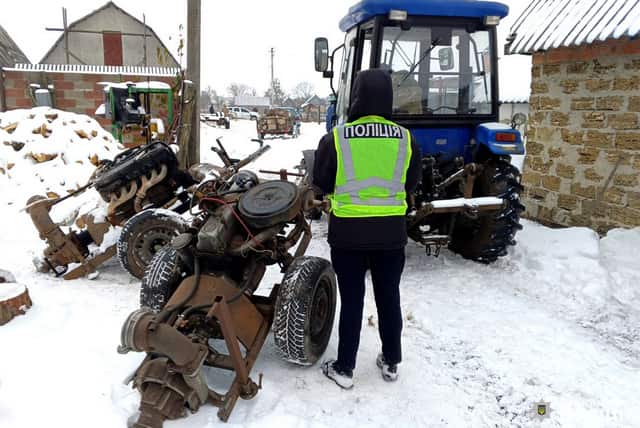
[
  {"x1": 134, "y1": 164, "x2": 169, "y2": 212},
  {"x1": 273, "y1": 256, "x2": 336, "y2": 365},
  {"x1": 108, "y1": 181, "x2": 139, "y2": 219},
  {"x1": 93, "y1": 141, "x2": 196, "y2": 224},
  {"x1": 123, "y1": 174, "x2": 333, "y2": 424},
  {"x1": 117, "y1": 210, "x2": 189, "y2": 279},
  {"x1": 24, "y1": 195, "x2": 117, "y2": 279},
  {"x1": 448, "y1": 157, "x2": 525, "y2": 263},
  {"x1": 93, "y1": 142, "x2": 178, "y2": 201},
  {"x1": 301, "y1": 149, "x2": 325, "y2": 220},
  {"x1": 25, "y1": 195, "x2": 88, "y2": 274},
  {"x1": 237, "y1": 180, "x2": 301, "y2": 229},
  {"x1": 121, "y1": 270, "x2": 275, "y2": 426}
]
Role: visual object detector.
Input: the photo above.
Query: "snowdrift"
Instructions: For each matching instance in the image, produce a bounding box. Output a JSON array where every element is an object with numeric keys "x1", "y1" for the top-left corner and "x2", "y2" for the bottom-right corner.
[{"x1": 0, "y1": 107, "x2": 122, "y2": 205}]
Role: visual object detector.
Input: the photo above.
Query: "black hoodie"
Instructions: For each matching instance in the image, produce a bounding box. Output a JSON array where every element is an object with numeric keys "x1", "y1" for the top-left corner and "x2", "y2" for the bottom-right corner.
[{"x1": 313, "y1": 69, "x2": 422, "y2": 250}]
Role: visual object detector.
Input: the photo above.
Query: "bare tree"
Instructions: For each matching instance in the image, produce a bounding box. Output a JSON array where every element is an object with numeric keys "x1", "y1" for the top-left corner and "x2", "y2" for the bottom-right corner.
[
  {"x1": 292, "y1": 81, "x2": 315, "y2": 101},
  {"x1": 227, "y1": 83, "x2": 257, "y2": 98},
  {"x1": 265, "y1": 78, "x2": 287, "y2": 106}
]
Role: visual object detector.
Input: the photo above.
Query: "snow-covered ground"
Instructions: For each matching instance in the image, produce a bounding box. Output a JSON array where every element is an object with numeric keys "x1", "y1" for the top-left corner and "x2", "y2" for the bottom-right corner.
[{"x1": 1, "y1": 119, "x2": 639, "y2": 428}]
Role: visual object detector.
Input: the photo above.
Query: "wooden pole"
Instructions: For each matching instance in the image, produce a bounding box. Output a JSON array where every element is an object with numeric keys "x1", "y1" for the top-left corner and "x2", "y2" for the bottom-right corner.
[
  {"x1": 177, "y1": 80, "x2": 196, "y2": 169},
  {"x1": 186, "y1": 0, "x2": 201, "y2": 167},
  {"x1": 63, "y1": 7, "x2": 70, "y2": 65}
]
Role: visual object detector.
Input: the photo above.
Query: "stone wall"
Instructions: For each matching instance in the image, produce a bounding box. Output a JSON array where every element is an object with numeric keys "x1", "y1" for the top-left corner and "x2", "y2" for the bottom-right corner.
[
  {"x1": 2, "y1": 70, "x2": 176, "y2": 130},
  {"x1": 522, "y1": 37, "x2": 640, "y2": 233}
]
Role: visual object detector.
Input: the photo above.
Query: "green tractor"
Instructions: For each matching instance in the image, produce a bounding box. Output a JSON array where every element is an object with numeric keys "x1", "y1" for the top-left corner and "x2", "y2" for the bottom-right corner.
[{"x1": 96, "y1": 81, "x2": 174, "y2": 148}]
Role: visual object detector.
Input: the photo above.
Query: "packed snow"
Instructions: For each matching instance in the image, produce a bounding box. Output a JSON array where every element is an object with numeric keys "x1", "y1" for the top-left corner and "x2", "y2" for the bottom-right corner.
[{"x1": 0, "y1": 119, "x2": 639, "y2": 427}]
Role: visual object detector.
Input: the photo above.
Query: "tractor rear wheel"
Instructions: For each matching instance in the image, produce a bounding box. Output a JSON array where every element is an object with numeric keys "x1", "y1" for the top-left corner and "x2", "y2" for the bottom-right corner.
[
  {"x1": 449, "y1": 157, "x2": 525, "y2": 263},
  {"x1": 117, "y1": 210, "x2": 188, "y2": 279},
  {"x1": 273, "y1": 257, "x2": 336, "y2": 366}
]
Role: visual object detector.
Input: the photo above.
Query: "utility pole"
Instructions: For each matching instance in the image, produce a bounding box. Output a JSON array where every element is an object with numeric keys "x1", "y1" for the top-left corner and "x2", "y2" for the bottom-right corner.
[
  {"x1": 270, "y1": 47, "x2": 275, "y2": 88},
  {"x1": 63, "y1": 7, "x2": 70, "y2": 64},
  {"x1": 186, "y1": 0, "x2": 201, "y2": 167}
]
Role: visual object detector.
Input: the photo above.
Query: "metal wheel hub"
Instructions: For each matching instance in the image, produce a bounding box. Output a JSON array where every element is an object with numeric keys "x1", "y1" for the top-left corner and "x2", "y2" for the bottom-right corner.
[{"x1": 134, "y1": 227, "x2": 178, "y2": 265}]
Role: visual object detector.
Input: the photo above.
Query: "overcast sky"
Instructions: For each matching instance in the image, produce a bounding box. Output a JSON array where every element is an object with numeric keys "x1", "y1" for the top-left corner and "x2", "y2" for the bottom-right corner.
[{"x1": 0, "y1": 0, "x2": 531, "y2": 98}]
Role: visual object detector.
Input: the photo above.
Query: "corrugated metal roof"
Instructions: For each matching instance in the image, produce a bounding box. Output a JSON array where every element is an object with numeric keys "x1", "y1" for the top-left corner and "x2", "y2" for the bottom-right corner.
[
  {"x1": 2, "y1": 63, "x2": 180, "y2": 76},
  {"x1": 506, "y1": 0, "x2": 640, "y2": 54},
  {"x1": 0, "y1": 25, "x2": 29, "y2": 67}
]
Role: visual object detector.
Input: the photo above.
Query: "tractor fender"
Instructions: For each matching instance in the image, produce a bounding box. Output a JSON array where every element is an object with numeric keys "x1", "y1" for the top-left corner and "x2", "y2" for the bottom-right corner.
[{"x1": 475, "y1": 123, "x2": 525, "y2": 156}]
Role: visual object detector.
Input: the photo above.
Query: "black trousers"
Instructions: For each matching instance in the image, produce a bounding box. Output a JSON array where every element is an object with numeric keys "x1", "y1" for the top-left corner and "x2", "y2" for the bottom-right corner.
[{"x1": 330, "y1": 247, "x2": 405, "y2": 372}]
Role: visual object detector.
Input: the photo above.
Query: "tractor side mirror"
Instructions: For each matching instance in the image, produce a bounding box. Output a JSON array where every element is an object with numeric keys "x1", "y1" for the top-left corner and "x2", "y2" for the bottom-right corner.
[
  {"x1": 438, "y1": 47, "x2": 455, "y2": 71},
  {"x1": 314, "y1": 37, "x2": 329, "y2": 72}
]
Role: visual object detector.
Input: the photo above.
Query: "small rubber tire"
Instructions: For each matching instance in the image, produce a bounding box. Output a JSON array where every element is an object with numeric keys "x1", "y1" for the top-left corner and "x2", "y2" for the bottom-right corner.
[
  {"x1": 140, "y1": 246, "x2": 187, "y2": 311},
  {"x1": 117, "y1": 209, "x2": 188, "y2": 279},
  {"x1": 273, "y1": 256, "x2": 337, "y2": 366}
]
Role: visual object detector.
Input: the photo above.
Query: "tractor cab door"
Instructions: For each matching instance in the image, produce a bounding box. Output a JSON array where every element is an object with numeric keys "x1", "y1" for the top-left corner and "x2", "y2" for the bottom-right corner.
[{"x1": 335, "y1": 22, "x2": 375, "y2": 125}]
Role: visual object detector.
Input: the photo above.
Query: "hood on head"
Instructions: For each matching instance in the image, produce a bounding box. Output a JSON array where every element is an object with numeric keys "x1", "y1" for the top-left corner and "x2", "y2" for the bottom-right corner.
[{"x1": 347, "y1": 68, "x2": 393, "y2": 122}]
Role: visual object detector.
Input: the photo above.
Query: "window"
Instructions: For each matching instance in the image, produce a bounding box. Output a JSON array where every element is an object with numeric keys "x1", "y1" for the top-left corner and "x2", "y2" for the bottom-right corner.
[
  {"x1": 336, "y1": 28, "x2": 357, "y2": 124},
  {"x1": 380, "y1": 24, "x2": 494, "y2": 116},
  {"x1": 359, "y1": 28, "x2": 373, "y2": 72}
]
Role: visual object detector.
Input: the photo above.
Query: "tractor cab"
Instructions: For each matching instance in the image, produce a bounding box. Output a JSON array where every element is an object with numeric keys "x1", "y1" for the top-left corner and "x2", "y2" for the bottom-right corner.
[
  {"x1": 315, "y1": 0, "x2": 523, "y2": 162},
  {"x1": 96, "y1": 81, "x2": 174, "y2": 148}
]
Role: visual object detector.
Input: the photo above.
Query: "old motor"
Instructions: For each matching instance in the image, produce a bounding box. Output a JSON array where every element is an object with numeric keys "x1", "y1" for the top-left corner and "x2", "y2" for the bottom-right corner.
[{"x1": 118, "y1": 163, "x2": 336, "y2": 427}]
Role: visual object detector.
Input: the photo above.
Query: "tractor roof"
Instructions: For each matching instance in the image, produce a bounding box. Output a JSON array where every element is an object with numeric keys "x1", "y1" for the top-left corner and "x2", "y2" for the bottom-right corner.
[{"x1": 339, "y1": 0, "x2": 509, "y2": 32}]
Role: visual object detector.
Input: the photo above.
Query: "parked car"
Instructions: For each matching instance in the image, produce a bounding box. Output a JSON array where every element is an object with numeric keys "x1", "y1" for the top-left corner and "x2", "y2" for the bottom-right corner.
[
  {"x1": 200, "y1": 112, "x2": 230, "y2": 129},
  {"x1": 229, "y1": 106, "x2": 260, "y2": 120}
]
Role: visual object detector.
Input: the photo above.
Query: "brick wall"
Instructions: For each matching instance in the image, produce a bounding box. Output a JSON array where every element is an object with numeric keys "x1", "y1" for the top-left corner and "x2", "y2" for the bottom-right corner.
[
  {"x1": 2, "y1": 70, "x2": 177, "y2": 130},
  {"x1": 522, "y1": 37, "x2": 640, "y2": 233}
]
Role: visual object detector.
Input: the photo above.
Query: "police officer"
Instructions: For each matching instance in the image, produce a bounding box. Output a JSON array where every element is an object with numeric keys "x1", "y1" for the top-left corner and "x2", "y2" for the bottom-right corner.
[{"x1": 313, "y1": 69, "x2": 421, "y2": 389}]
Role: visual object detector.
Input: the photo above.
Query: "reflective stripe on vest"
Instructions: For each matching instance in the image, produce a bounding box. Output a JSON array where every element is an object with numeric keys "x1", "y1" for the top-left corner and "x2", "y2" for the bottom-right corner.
[{"x1": 331, "y1": 117, "x2": 411, "y2": 217}]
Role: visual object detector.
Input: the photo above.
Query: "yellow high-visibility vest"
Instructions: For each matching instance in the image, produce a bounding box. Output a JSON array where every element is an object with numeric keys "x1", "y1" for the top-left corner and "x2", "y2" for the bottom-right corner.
[{"x1": 330, "y1": 115, "x2": 412, "y2": 218}]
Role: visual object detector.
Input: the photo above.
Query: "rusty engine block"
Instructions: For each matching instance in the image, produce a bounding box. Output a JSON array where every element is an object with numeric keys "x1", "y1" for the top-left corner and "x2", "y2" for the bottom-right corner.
[{"x1": 118, "y1": 166, "x2": 336, "y2": 427}]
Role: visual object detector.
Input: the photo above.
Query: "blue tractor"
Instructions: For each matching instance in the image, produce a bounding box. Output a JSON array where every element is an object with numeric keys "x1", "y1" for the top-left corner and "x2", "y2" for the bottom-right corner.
[{"x1": 314, "y1": 0, "x2": 525, "y2": 263}]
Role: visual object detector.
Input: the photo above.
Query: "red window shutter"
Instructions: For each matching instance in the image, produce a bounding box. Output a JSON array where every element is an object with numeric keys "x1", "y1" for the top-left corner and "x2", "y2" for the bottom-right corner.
[{"x1": 103, "y1": 32, "x2": 123, "y2": 66}]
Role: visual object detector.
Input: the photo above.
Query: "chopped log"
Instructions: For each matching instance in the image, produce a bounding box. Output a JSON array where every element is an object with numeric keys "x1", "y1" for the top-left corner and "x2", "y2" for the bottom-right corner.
[
  {"x1": 75, "y1": 129, "x2": 89, "y2": 139},
  {"x1": 0, "y1": 283, "x2": 32, "y2": 326},
  {"x1": 29, "y1": 152, "x2": 58, "y2": 163},
  {"x1": 2, "y1": 122, "x2": 18, "y2": 134}
]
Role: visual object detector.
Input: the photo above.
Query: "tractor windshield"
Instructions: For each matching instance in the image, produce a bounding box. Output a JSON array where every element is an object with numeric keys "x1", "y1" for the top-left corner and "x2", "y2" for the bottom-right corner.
[{"x1": 380, "y1": 24, "x2": 494, "y2": 117}]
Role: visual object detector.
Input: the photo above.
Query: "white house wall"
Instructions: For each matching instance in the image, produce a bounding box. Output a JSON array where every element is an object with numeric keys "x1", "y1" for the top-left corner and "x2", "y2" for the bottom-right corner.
[{"x1": 42, "y1": 5, "x2": 177, "y2": 67}]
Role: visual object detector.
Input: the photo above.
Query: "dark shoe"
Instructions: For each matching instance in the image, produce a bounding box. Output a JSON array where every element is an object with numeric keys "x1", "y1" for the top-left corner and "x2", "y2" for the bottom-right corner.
[
  {"x1": 376, "y1": 353, "x2": 398, "y2": 382},
  {"x1": 322, "y1": 359, "x2": 354, "y2": 389}
]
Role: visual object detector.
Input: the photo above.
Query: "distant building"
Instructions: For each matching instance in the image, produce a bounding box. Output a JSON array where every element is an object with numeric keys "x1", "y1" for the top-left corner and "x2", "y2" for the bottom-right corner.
[
  {"x1": 506, "y1": 0, "x2": 640, "y2": 233},
  {"x1": 1, "y1": 1, "x2": 179, "y2": 128},
  {"x1": 0, "y1": 24, "x2": 30, "y2": 111},
  {"x1": 280, "y1": 97, "x2": 299, "y2": 109},
  {"x1": 41, "y1": 1, "x2": 178, "y2": 67},
  {"x1": 301, "y1": 95, "x2": 327, "y2": 123},
  {"x1": 234, "y1": 95, "x2": 271, "y2": 114}
]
